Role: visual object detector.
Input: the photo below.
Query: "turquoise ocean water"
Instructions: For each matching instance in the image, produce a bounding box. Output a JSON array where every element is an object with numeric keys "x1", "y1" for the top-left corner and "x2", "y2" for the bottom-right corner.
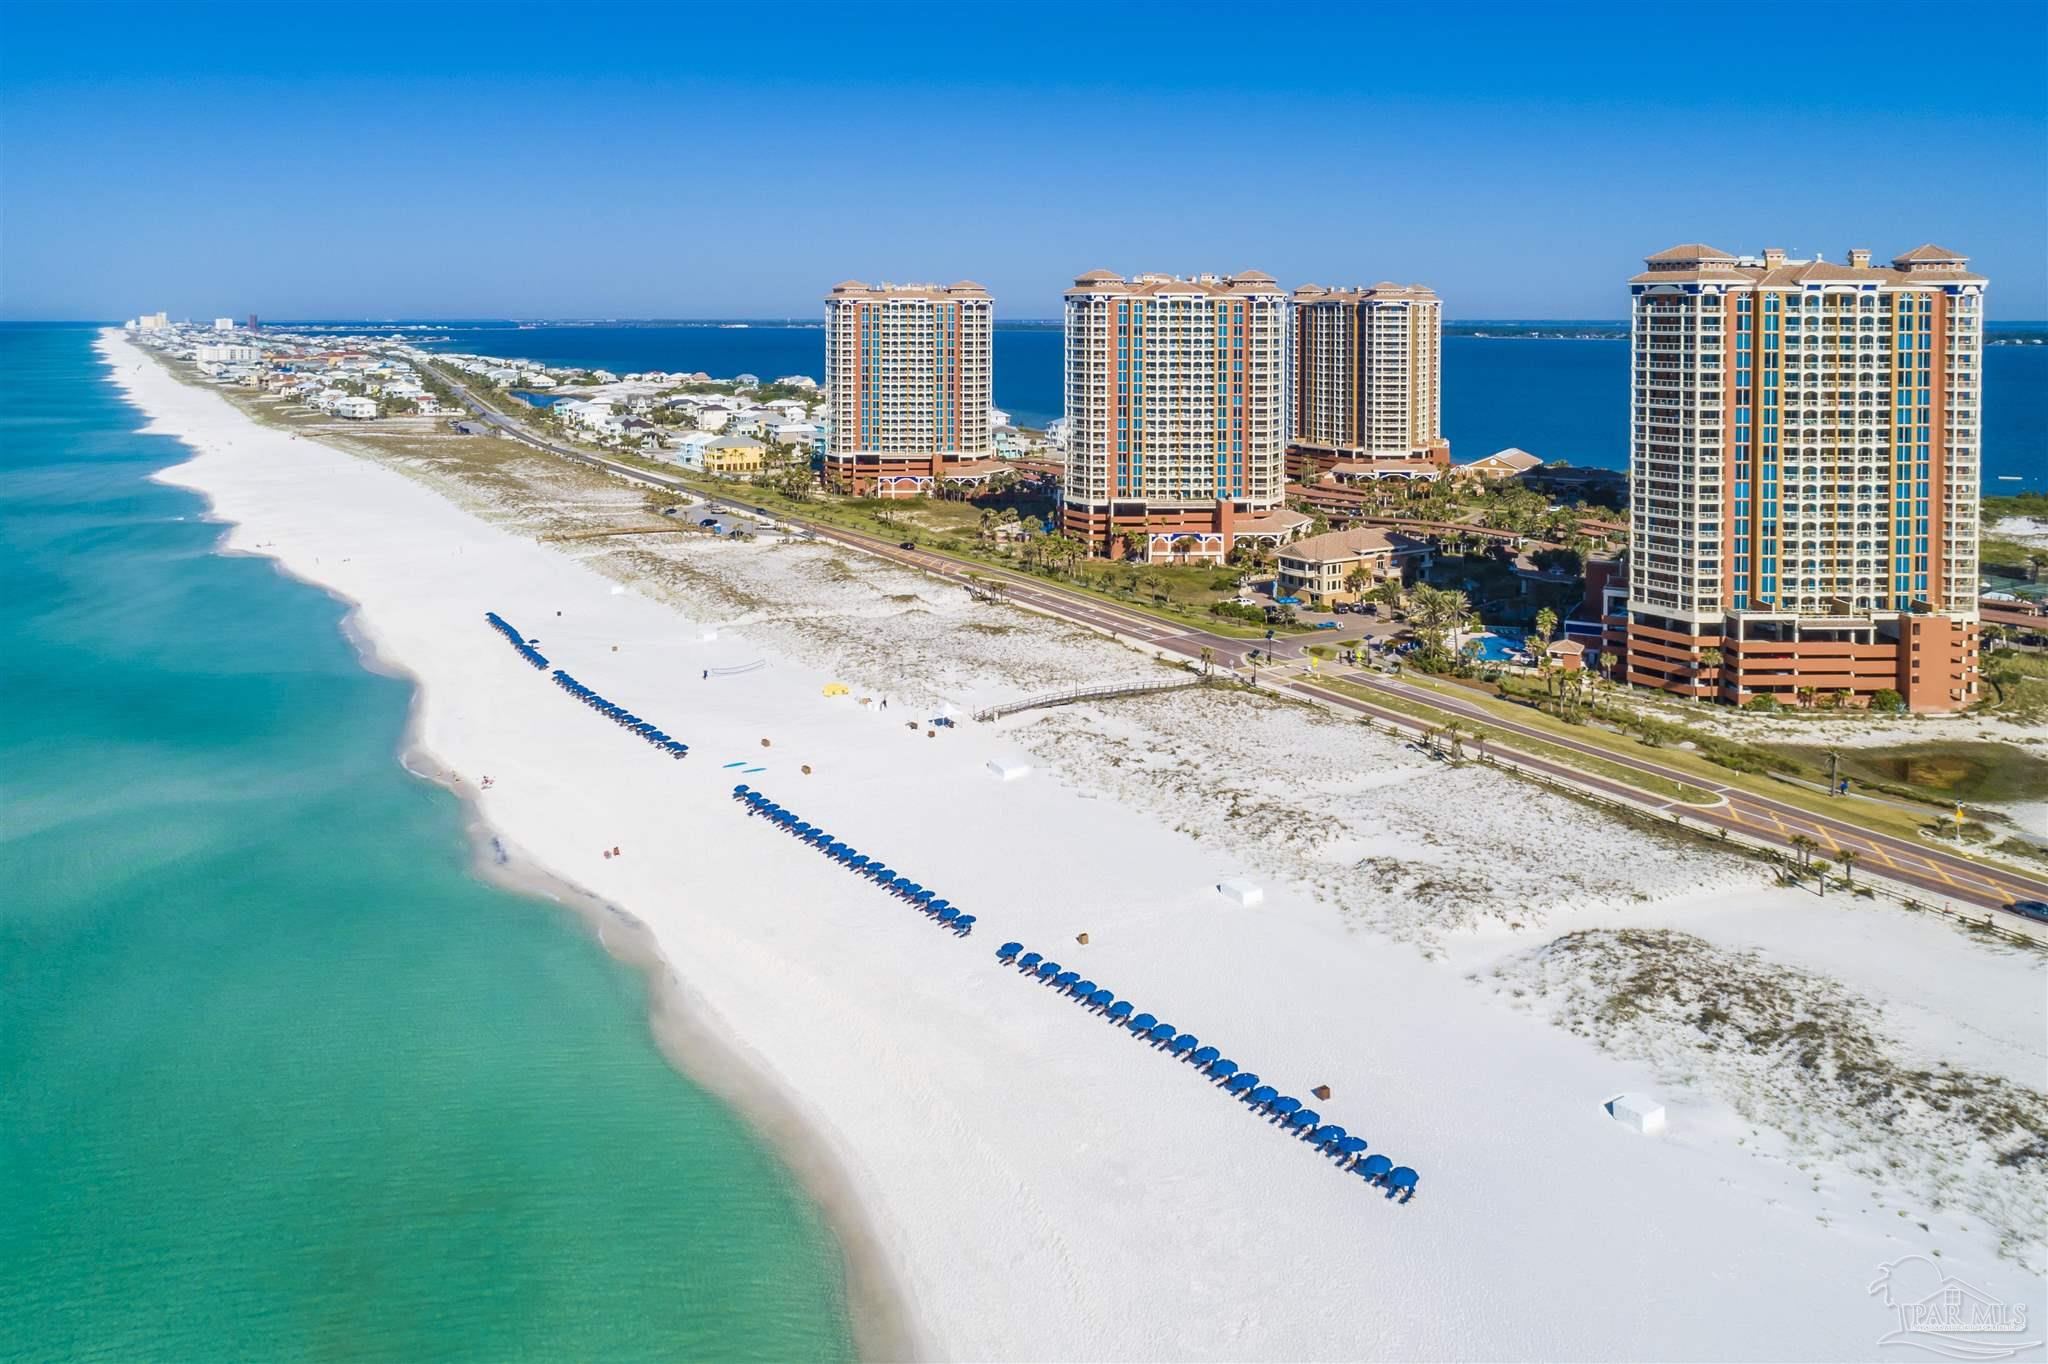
[{"x1": 0, "y1": 326, "x2": 855, "y2": 1362}]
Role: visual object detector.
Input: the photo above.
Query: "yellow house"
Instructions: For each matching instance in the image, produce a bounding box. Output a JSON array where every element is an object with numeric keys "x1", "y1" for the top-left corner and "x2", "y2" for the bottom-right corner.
[{"x1": 701, "y1": 435, "x2": 768, "y2": 479}]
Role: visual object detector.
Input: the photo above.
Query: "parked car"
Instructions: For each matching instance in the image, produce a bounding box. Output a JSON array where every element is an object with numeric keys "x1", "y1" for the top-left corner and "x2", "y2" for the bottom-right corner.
[
  {"x1": 898, "y1": 540, "x2": 917, "y2": 550},
  {"x1": 1314, "y1": 621, "x2": 1340, "y2": 631}
]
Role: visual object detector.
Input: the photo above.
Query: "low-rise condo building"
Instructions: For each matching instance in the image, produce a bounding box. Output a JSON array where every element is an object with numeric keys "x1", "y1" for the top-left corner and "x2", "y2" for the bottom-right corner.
[
  {"x1": 1060, "y1": 269, "x2": 1303, "y2": 561},
  {"x1": 823, "y1": 280, "x2": 994, "y2": 497},
  {"x1": 1289, "y1": 282, "x2": 1448, "y2": 483},
  {"x1": 1617, "y1": 242, "x2": 1984, "y2": 711},
  {"x1": 1275, "y1": 527, "x2": 1432, "y2": 603}
]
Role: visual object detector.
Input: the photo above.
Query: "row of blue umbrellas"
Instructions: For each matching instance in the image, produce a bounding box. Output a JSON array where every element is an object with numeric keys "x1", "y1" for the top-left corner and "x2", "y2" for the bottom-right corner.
[
  {"x1": 551, "y1": 668, "x2": 688, "y2": 758},
  {"x1": 484, "y1": 611, "x2": 550, "y2": 670},
  {"x1": 995, "y1": 940, "x2": 1420, "y2": 1204},
  {"x1": 733, "y1": 785, "x2": 976, "y2": 936}
]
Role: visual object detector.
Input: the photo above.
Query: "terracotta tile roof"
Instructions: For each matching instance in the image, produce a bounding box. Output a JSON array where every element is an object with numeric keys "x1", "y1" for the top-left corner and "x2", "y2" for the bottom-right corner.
[
  {"x1": 827, "y1": 280, "x2": 991, "y2": 300},
  {"x1": 1632, "y1": 244, "x2": 1983, "y2": 287},
  {"x1": 1645, "y1": 243, "x2": 1737, "y2": 263},
  {"x1": 1292, "y1": 281, "x2": 1439, "y2": 303},
  {"x1": 1066, "y1": 271, "x2": 1285, "y2": 299},
  {"x1": 1278, "y1": 526, "x2": 1430, "y2": 564}
]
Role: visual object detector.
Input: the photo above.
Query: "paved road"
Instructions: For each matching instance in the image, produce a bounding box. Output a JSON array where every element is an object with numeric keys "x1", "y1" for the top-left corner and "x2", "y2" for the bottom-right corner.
[{"x1": 428, "y1": 364, "x2": 2048, "y2": 919}]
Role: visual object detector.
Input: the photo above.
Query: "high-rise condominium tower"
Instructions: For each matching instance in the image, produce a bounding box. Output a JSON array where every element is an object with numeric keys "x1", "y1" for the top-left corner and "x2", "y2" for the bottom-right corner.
[
  {"x1": 1060, "y1": 270, "x2": 1298, "y2": 561},
  {"x1": 1617, "y1": 243, "x2": 1983, "y2": 711},
  {"x1": 1289, "y1": 282, "x2": 1447, "y2": 481},
  {"x1": 823, "y1": 281, "x2": 993, "y2": 497}
]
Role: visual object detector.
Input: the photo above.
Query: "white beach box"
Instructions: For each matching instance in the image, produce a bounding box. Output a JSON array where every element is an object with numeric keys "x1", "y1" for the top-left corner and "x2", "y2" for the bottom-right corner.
[
  {"x1": 1607, "y1": 1093, "x2": 1666, "y2": 1135},
  {"x1": 986, "y1": 755, "x2": 1032, "y2": 782},
  {"x1": 1217, "y1": 878, "x2": 1264, "y2": 908},
  {"x1": 697, "y1": 628, "x2": 719, "y2": 642}
]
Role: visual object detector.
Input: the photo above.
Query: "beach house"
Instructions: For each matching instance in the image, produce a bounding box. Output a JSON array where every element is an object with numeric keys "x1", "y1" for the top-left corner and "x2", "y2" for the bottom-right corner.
[{"x1": 700, "y1": 435, "x2": 769, "y2": 478}]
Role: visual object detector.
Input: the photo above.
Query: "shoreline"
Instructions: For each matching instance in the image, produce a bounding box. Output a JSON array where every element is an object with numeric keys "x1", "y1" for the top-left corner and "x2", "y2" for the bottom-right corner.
[
  {"x1": 103, "y1": 333, "x2": 920, "y2": 1362},
  {"x1": 97, "y1": 329, "x2": 2046, "y2": 1359}
]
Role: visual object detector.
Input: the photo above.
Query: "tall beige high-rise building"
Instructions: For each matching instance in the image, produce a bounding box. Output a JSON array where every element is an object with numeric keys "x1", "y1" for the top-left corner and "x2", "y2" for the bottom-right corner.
[
  {"x1": 1614, "y1": 243, "x2": 1984, "y2": 712},
  {"x1": 823, "y1": 281, "x2": 993, "y2": 497},
  {"x1": 1289, "y1": 283, "x2": 1447, "y2": 481},
  {"x1": 1059, "y1": 270, "x2": 1302, "y2": 561}
]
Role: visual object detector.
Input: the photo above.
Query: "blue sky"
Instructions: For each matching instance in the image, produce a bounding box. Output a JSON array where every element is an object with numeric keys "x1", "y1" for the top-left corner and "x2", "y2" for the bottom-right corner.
[{"x1": 3, "y1": 0, "x2": 2044, "y2": 320}]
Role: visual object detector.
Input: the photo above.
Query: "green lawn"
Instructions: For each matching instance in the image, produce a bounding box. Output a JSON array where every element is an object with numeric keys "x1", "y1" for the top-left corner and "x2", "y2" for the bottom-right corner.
[
  {"x1": 1344, "y1": 667, "x2": 2014, "y2": 851},
  {"x1": 1769, "y1": 739, "x2": 2048, "y2": 807},
  {"x1": 1312, "y1": 677, "x2": 1717, "y2": 806}
]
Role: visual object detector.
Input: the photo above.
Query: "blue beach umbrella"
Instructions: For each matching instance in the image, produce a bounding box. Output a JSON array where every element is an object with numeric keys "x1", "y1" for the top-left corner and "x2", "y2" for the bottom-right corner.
[
  {"x1": 1312, "y1": 1125, "x2": 1347, "y2": 1146},
  {"x1": 1147, "y1": 1023, "x2": 1176, "y2": 1043},
  {"x1": 997, "y1": 942, "x2": 1023, "y2": 960},
  {"x1": 1359, "y1": 1155, "x2": 1393, "y2": 1179},
  {"x1": 1249, "y1": 1086, "x2": 1278, "y2": 1106},
  {"x1": 1070, "y1": 980, "x2": 1096, "y2": 999},
  {"x1": 1336, "y1": 1137, "x2": 1368, "y2": 1157},
  {"x1": 1191, "y1": 1046, "x2": 1220, "y2": 1066},
  {"x1": 1169, "y1": 1034, "x2": 1198, "y2": 1054},
  {"x1": 1271, "y1": 1097, "x2": 1301, "y2": 1117},
  {"x1": 1389, "y1": 1167, "x2": 1418, "y2": 1191},
  {"x1": 1053, "y1": 971, "x2": 1079, "y2": 990},
  {"x1": 1223, "y1": 1072, "x2": 1254, "y2": 1092},
  {"x1": 1128, "y1": 1013, "x2": 1157, "y2": 1033},
  {"x1": 1088, "y1": 988, "x2": 1113, "y2": 1006},
  {"x1": 1288, "y1": 1109, "x2": 1320, "y2": 1130},
  {"x1": 1106, "y1": 1000, "x2": 1133, "y2": 1020},
  {"x1": 1018, "y1": 952, "x2": 1042, "y2": 970},
  {"x1": 936, "y1": 907, "x2": 959, "y2": 923},
  {"x1": 1035, "y1": 962, "x2": 1061, "y2": 979},
  {"x1": 1207, "y1": 1059, "x2": 1238, "y2": 1080},
  {"x1": 952, "y1": 915, "x2": 975, "y2": 931}
]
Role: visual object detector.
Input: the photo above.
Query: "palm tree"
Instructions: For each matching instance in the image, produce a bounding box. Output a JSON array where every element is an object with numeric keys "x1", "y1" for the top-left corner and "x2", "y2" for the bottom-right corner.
[
  {"x1": 1788, "y1": 834, "x2": 1816, "y2": 871},
  {"x1": 1838, "y1": 849, "x2": 1858, "y2": 887},
  {"x1": 1531, "y1": 607, "x2": 1559, "y2": 650},
  {"x1": 1698, "y1": 647, "x2": 1724, "y2": 703},
  {"x1": 1405, "y1": 583, "x2": 1472, "y2": 662}
]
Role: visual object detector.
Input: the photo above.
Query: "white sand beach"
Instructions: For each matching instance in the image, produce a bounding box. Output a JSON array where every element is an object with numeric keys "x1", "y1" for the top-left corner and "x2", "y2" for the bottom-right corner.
[{"x1": 104, "y1": 332, "x2": 2047, "y2": 1362}]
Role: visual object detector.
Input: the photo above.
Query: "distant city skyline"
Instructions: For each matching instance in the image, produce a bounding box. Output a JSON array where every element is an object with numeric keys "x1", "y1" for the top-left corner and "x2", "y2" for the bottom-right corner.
[{"x1": 3, "y1": 1, "x2": 2045, "y2": 321}]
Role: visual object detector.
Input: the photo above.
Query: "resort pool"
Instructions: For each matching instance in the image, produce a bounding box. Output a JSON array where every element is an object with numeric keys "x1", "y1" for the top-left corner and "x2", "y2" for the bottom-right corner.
[{"x1": 1468, "y1": 633, "x2": 1528, "y2": 664}]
